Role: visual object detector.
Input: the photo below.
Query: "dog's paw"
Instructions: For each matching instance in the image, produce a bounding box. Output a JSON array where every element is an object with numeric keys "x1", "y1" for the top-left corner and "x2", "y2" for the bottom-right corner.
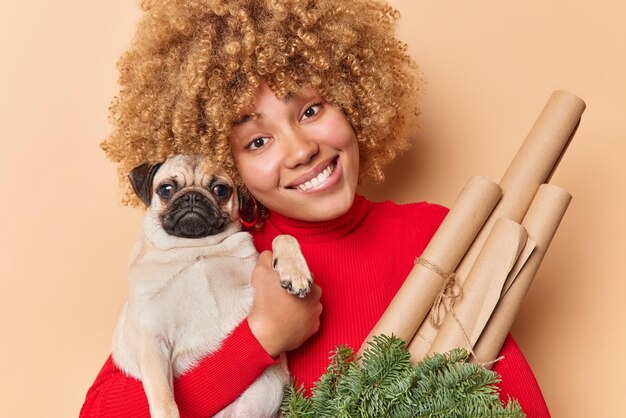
[
  {"x1": 278, "y1": 270, "x2": 313, "y2": 298},
  {"x1": 271, "y1": 235, "x2": 313, "y2": 298}
]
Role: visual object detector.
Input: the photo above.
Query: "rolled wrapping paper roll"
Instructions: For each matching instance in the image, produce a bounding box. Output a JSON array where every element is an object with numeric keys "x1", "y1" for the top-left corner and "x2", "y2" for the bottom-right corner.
[
  {"x1": 425, "y1": 218, "x2": 528, "y2": 358},
  {"x1": 455, "y1": 91, "x2": 584, "y2": 286},
  {"x1": 471, "y1": 184, "x2": 572, "y2": 368},
  {"x1": 411, "y1": 91, "x2": 585, "y2": 358},
  {"x1": 356, "y1": 176, "x2": 502, "y2": 358}
]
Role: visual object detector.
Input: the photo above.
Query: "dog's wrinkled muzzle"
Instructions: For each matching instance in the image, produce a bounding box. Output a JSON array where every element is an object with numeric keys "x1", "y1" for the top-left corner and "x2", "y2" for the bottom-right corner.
[{"x1": 161, "y1": 192, "x2": 229, "y2": 238}]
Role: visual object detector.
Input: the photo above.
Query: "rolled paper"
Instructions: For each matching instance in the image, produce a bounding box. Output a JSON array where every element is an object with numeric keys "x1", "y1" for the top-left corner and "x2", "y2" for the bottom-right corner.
[
  {"x1": 501, "y1": 237, "x2": 536, "y2": 296},
  {"x1": 357, "y1": 176, "x2": 502, "y2": 358},
  {"x1": 455, "y1": 91, "x2": 584, "y2": 286},
  {"x1": 410, "y1": 91, "x2": 585, "y2": 357},
  {"x1": 425, "y1": 218, "x2": 528, "y2": 357},
  {"x1": 471, "y1": 184, "x2": 571, "y2": 368}
]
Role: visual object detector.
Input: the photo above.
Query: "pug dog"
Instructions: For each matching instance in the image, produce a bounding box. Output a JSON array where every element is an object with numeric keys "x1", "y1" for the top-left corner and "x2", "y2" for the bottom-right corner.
[{"x1": 111, "y1": 155, "x2": 313, "y2": 418}]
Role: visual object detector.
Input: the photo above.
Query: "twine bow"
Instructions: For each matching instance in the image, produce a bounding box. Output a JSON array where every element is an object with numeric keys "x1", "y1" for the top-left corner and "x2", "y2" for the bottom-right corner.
[
  {"x1": 414, "y1": 257, "x2": 503, "y2": 367},
  {"x1": 414, "y1": 257, "x2": 460, "y2": 327}
]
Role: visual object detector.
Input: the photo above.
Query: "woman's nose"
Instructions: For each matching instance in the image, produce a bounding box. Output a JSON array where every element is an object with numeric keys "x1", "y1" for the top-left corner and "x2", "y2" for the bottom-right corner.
[{"x1": 282, "y1": 132, "x2": 319, "y2": 168}]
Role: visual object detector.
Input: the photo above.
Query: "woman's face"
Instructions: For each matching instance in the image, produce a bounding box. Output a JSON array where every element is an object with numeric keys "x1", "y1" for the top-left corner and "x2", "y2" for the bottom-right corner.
[{"x1": 229, "y1": 84, "x2": 360, "y2": 222}]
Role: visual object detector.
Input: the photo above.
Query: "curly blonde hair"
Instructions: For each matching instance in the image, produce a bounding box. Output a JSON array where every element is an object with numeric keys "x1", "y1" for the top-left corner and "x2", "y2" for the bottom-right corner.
[{"x1": 102, "y1": 0, "x2": 423, "y2": 205}]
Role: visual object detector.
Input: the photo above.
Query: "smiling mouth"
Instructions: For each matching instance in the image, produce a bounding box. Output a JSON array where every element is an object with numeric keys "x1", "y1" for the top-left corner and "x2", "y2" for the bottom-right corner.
[{"x1": 291, "y1": 157, "x2": 338, "y2": 192}]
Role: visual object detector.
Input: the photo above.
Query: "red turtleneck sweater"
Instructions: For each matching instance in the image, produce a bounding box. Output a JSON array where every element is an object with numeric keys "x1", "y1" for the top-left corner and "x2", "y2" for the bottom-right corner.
[{"x1": 80, "y1": 196, "x2": 550, "y2": 417}]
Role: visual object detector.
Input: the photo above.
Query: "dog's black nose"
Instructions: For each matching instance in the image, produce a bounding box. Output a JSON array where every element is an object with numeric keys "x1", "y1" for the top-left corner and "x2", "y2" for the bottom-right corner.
[
  {"x1": 182, "y1": 192, "x2": 203, "y2": 208},
  {"x1": 185, "y1": 193, "x2": 199, "y2": 202}
]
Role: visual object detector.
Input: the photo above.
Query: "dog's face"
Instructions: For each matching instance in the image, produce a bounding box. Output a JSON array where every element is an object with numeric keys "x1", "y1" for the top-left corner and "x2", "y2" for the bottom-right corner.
[{"x1": 129, "y1": 155, "x2": 239, "y2": 239}]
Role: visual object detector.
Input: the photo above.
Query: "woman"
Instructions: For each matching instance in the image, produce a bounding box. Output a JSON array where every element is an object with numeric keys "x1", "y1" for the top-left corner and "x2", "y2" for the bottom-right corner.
[{"x1": 82, "y1": 0, "x2": 550, "y2": 416}]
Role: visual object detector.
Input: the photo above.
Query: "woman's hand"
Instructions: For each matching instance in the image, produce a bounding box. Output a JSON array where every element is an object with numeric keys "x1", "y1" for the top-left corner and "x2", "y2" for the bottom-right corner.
[{"x1": 248, "y1": 251, "x2": 323, "y2": 358}]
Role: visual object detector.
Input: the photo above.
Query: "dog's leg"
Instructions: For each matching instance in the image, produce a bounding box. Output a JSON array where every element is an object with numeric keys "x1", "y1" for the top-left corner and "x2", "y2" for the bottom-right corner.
[
  {"x1": 227, "y1": 360, "x2": 289, "y2": 418},
  {"x1": 139, "y1": 336, "x2": 179, "y2": 418},
  {"x1": 271, "y1": 235, "x2": 313, "y2": 297},
  {"x1": 211, "y1": 403, "x2": 235, "y2": 418}
]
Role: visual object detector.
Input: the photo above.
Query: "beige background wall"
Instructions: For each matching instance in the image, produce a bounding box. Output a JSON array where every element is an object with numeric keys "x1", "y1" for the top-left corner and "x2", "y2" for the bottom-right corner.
[{"x1": 0, "y1": 1, "x2": 623, "y2": 416}]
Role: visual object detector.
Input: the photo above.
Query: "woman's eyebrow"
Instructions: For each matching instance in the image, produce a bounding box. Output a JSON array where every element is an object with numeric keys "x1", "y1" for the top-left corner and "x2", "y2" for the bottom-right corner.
[
  {"x1": 233, "y1": 92, "x2": 304, "y2": 125},
  {"x1": 234, "y1": 113, "x2": 259, "y2": 125}
]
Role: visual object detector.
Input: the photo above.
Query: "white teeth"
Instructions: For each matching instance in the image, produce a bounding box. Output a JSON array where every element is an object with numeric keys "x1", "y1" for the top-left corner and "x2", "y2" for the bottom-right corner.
[{"x1": 295, "y1": 160, "x2": 336, "y2": 191}]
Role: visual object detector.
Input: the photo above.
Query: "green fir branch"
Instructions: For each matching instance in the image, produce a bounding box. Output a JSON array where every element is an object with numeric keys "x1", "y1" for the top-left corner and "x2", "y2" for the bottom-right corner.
[{"x1": 281, "y1": 335, "x2": 525, "y2": 418}]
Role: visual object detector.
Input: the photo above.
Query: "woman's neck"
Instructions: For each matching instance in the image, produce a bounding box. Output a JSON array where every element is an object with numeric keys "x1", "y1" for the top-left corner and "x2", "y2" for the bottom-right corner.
[{"x1": 263, "y1": 194, "x2": 370, "y2": 241}]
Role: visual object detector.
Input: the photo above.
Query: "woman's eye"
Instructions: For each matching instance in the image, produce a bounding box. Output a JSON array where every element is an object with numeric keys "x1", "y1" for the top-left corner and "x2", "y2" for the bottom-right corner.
[
  {"x1": 246, "y1": 137, "x2": 270, "y2": 150},
  {"x1": 157, "y1": 184, "x2": 175, "y2": 199},
  {"x1": 301, "y1": 103, "x2": 322, "y2": 120}
]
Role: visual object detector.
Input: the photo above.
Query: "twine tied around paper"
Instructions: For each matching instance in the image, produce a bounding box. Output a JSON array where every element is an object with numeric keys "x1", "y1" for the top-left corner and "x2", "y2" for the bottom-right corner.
[
  {"x1": 414, "y1": 257, "x2": 459, "y2": 327},
  {"x1": 414, "y1": 257, "x2": 503, "y2": 367}
]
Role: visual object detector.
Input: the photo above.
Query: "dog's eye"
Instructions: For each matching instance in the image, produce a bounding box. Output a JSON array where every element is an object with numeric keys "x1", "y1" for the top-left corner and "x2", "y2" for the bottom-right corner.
[
  {"x1": 157, "y1": 184, "x2": 175, "y2": 199},
  {"x1": 211, "y1": 184, "x2": 231, "y2": 198}
]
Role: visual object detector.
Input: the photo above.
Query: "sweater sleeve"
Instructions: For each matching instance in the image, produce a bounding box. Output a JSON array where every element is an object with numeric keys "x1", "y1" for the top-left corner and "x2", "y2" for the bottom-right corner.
[
  {"x1": 493, "y1": 334, "x2": 551, "y2": 417},
  {"x1": 79, "y1": 319, "x2": 278, "y2": 418}
]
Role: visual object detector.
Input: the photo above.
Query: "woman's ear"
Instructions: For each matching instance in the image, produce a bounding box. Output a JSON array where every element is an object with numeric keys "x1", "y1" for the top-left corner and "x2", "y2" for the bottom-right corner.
[{"x1": 128, "y1": 162, "x2": 162, "y2": 206}]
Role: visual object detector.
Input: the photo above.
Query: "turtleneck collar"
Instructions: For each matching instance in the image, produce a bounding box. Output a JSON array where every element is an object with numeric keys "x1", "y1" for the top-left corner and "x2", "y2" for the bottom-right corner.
[{"x1": 263, "y1": 194, "x2": 371, "y2": 242}]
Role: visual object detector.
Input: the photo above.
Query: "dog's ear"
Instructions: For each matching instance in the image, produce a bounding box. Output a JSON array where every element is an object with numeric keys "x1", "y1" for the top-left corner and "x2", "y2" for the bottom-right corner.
[{"x1": 128, "y1": 162, "x2": 163, "y2": 206}]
